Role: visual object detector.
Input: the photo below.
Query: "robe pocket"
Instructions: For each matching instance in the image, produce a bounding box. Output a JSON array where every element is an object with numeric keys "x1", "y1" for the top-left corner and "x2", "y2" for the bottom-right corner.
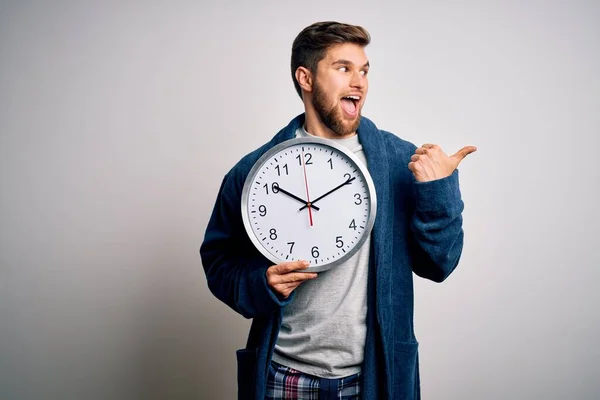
[
  {"x1": 392, "y1": 342, "x2": 419, "y2": 399},
  {"x1": 236, "y1": 348, "x2": 258, "y2": 399}
]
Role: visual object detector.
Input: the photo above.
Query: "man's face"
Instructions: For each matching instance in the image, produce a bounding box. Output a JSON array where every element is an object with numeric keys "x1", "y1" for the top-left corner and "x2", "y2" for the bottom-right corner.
[{"x1": 311, "y1": 43, "x2": 369, "y2": 136}]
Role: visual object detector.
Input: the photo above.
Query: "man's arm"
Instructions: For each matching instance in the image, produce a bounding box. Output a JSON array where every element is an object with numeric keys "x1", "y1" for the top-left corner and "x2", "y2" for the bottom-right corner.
[
  {"x1": 200, "y1": 175, "x2": 316, "y2": 318},
  {"x1": 408, "y1": 144, "x2": 476, "y2": 282}
]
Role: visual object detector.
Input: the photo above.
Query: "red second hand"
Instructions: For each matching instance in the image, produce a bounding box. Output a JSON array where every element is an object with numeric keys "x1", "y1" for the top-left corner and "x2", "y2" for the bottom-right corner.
[{"x1": 301, "y1": 150, "x2": 313, "y2": 227}]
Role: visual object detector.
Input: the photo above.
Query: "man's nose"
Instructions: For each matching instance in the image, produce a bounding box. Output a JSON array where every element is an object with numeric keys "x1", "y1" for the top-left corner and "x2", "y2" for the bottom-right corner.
[{"x1": 350, "y1": 71, "x2": 366, "y2": 88}]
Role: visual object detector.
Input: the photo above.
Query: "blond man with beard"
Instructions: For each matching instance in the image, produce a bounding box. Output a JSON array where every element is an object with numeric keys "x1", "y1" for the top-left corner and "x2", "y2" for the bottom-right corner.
[{"x1": 201, "y1": 21, "x2": 476, "y2": 400}]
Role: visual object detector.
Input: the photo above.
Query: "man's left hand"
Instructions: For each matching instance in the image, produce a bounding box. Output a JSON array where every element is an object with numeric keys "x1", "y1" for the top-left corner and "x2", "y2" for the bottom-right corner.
[{"x1": 408, "y1": 144, "x2": 477, "y2": 183}]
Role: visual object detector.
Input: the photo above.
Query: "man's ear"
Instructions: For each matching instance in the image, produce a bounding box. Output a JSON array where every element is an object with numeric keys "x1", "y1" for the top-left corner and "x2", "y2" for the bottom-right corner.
[{"x1": 295, "y1": 67, "x2": 313, "y2": 93}]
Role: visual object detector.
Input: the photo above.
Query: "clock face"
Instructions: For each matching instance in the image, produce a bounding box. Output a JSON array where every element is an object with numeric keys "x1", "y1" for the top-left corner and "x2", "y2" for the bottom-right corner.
[{"x1": 241, "y1": 137, "x2": 377, "y2": 272}]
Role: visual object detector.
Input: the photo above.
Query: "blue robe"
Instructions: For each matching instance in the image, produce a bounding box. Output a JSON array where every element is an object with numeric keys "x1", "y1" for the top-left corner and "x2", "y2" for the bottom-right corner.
[{"x1": 200, "y1": 114, "x2": 465, "y2": 399}]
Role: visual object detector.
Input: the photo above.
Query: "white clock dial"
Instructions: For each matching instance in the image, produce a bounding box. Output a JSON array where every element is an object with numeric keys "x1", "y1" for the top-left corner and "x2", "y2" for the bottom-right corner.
[{"x1": 241, "y1": 137, "x2": 377, "y2": 272}]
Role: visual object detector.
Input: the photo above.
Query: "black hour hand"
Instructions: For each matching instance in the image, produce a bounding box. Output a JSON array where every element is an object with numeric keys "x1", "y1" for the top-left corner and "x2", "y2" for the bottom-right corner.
[{"x1": 274, "y1": 184, "x2": 320, "y2": 211}]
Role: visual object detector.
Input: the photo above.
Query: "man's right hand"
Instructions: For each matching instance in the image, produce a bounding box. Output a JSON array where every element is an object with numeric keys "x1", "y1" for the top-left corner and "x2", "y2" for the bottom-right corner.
[{"x1": 266, "y1": 260, "x2": 317, "y2": 299}]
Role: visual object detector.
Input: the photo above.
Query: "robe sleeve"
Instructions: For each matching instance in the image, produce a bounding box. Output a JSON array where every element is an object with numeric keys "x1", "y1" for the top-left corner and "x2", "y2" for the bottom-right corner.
[
  {"x1": 409, "y1": 170, "x2": 465, "y2": 282},
  {"x1": 200, "y1": 173, "x2": 294, "y2": 318}
]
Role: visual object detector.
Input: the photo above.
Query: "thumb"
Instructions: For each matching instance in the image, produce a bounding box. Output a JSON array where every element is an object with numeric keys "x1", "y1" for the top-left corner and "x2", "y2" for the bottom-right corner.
[{"x1": 451, "y1": 145, "x2": 477, "y2": 164}]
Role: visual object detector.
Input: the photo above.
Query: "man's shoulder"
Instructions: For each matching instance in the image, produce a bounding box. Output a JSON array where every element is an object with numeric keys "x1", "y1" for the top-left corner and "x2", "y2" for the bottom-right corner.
[
  {"x1": 220, "y1": 114, "x2": 305, "y2": 195},
  {"x1": 379, "y1": 129, "x2": 417, "y2": 151},
  {"x1": 360, "y1": 116, "x2": 418, "y2": 155},
  {"x1": 229, "y1": 141, "x2": 271, "y2": 180}
]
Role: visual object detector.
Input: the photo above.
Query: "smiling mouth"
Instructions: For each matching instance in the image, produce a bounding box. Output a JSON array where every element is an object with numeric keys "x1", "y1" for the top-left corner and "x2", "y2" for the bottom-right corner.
[{"x1": 341, "y1": 95, "x2": 360, "y2": 115}]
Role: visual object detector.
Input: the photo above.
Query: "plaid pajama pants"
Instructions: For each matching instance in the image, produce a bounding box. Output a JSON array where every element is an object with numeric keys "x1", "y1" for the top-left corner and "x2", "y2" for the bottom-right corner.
[{"x1": 265, "y1": 361, "x2": 361, "y2": 400}]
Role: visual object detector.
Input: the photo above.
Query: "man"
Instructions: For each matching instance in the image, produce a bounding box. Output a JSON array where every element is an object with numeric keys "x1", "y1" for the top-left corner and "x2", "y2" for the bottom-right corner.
[{"x1": 200, "y1": 21, "x2": 476, "y2": 399}]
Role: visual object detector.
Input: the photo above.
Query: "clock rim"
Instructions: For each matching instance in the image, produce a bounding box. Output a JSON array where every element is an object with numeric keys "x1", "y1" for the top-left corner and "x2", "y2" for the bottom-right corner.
[{"x1": 241, "y1": 136, "x2": 378, "y2": 273}]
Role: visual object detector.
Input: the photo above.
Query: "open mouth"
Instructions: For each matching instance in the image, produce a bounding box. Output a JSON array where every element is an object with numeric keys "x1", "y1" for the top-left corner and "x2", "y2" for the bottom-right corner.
[{"x1": 340, "y1": 95, "x2": 360, "y2": 115}]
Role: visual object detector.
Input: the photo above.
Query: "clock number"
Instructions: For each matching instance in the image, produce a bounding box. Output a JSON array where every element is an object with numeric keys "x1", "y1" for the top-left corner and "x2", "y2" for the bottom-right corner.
[
  {"x1": 354, "y1": 193, "x2": 362, "y2": 205},
  {"x1": 264, "y1": 182, "x2": 280, "y2": 194},
  {"x1": 349, "y1": 219, "x2": 357, "y2": 230},
  {"x1": 269, "y1": 228, "x2": 278, "y2": 240},
  {"x1": 275, "y1": 164, "x2": 288, "y2": 176},
  {"x1": 327, "y1": 158, "x2": 333, "y2": 169},
  {"x1": 296, "y1": 153, "x2": 313, "y2": 165},
  {"x1": 344, "y1": 173, "x2": 351, "y2": 181},
  {"x1": 258, "y1": 205, "x2": 267, "y2": 217},
  {"x1": 311, "y1": 246, "x2": 319, "y2": 258},
  {"x1": 287, "y1": 241, "x2": 295, "y2": 253},
  {"x1": 335, "y1": 236, "x2": 344, "y2": 248}
]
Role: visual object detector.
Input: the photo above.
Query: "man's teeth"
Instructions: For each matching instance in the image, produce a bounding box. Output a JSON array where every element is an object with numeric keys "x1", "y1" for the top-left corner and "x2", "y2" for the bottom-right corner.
[{"x1": 344, "y1": 96, "x2": 360, "y2": 100}]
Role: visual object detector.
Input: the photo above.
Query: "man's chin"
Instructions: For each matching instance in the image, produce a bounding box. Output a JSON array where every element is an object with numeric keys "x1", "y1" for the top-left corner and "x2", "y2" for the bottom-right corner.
[
  {"x1": 333, "y1": 121, "x2": 360, "y2": 136},
  {"x1": 342, "y1": 114, "x2": 361, "y2": 133}
]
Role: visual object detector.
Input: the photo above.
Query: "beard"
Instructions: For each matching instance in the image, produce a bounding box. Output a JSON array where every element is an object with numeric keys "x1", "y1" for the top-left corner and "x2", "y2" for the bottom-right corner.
[{"x1": 311, "y1": 80, "x2": 361, "y2": 136}]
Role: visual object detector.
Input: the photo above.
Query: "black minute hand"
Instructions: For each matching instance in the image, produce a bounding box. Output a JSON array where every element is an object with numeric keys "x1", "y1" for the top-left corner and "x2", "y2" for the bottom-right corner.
[
  {"x1": 298, "y1": 176, "x2": 356, "y2": 211},
  {"x1": 276, "y1": 185, "x2": 320, "y2": 211}
]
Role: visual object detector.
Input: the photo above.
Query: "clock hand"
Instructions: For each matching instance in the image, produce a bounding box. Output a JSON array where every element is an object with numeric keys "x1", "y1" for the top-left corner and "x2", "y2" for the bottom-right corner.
[
  {"x1": 298, "y1": 176, "x2": 356, "y2": 211},
  {"x1": 275, "y1": 184, "x2": 320, "y2": 211},
  {"x1": 301, "y1": 151, "x2": 313, "y2": 226}
]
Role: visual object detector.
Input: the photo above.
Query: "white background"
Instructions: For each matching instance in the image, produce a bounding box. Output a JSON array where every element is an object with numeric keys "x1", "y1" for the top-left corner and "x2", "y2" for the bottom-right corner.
[{"x1": 1, "y1": 1, "x2": 599, "y2": 399}]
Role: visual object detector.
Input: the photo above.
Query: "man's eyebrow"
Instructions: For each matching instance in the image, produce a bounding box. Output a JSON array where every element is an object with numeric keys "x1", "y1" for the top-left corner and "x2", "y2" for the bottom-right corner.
[{"x1": 333, "y1": 60, "x2": 370, "y2": 68}]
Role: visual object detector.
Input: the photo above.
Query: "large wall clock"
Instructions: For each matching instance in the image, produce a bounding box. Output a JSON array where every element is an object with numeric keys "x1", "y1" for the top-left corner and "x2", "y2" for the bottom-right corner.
[{"x1": 241, "y1": 136, "x2": 377, "y2": 272}]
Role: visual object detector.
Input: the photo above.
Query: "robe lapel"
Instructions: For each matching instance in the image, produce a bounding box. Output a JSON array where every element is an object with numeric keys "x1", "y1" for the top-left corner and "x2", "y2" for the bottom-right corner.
[
  {"x1": 357, "y1": 117, "x2": 393, "y2": 327},
  {"x1": 357, "y1": 117, "x2": 394, "y2": 399}
]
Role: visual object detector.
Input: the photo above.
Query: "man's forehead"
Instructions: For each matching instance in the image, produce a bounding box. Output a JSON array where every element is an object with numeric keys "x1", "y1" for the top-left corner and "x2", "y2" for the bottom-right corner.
[{"x1": 323, "y1": 43, "x2": 369, "y2": 65}]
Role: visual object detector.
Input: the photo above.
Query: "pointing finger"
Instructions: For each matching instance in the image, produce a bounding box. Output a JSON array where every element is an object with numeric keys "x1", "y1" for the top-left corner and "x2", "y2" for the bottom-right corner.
[{"x1": 451, "y1": 146, "x2": 477, "y2": 162}]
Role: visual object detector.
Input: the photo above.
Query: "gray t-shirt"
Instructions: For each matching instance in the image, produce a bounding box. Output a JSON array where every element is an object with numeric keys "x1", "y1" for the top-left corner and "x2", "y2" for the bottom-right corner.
[{"x1": 272, "y1": 126, "x2": 371, "y2": 378}]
